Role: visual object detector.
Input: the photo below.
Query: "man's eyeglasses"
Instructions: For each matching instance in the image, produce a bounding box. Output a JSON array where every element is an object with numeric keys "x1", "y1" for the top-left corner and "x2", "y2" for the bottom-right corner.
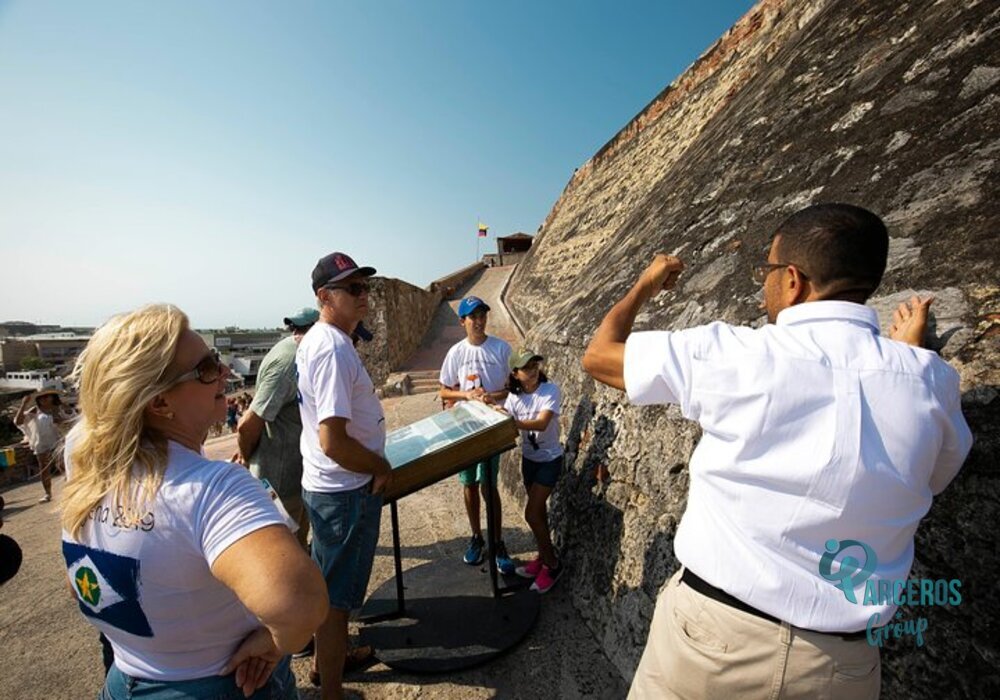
[
  {"x1": 750, "y1": 261, "x2": 808, "y2": 285},
  {"x1": 168, "y1": 349, "x2": 225, "y2": 386},
  {"x1": 325, "y1": 281, "x2": 371, "y2": 297}
]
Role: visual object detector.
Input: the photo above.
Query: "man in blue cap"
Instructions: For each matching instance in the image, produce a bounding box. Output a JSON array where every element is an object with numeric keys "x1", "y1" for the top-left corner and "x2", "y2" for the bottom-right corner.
[
  {"x1": 236, "y1": 306, "x2": 320, "y2": 549},
  {"x1": 439, "y1": 295, "x2": 516, "y2": 572}
]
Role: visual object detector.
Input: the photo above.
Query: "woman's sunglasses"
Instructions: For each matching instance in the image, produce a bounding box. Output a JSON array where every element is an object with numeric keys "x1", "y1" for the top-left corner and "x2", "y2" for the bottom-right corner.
[{"x1": 168, "y1": 349, "x2": 225, "y2": 386}]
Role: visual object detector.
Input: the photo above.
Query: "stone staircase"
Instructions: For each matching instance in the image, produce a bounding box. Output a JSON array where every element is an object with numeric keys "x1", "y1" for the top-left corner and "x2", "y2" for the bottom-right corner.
[
  {"x1": 380, "y1": 369, "x2": 440, "y2": 399},
  {"x1": 407, "y1": 369, "x2": 440, "y2": 395}
]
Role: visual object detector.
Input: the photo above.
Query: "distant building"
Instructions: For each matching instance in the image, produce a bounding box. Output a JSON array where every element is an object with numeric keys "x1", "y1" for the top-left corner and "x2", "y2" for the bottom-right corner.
[
  {"x1": 0, "y1": 332, "x2": 91, "y2": 375},
  {"x1": 483, "y1": 232, "x2": 533, "y2": 266},
  {"x1": 0, "y1": 369, "x2": 64, "y2": 392},
  {"x1": 198, "y1": 329, "x2": 287, "y2": 386}
]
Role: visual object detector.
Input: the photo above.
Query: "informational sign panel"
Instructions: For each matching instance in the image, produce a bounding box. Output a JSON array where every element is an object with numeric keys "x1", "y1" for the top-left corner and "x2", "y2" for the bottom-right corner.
[{"x1": 383, "y1": 401, "x2": 517, "y2": 501}]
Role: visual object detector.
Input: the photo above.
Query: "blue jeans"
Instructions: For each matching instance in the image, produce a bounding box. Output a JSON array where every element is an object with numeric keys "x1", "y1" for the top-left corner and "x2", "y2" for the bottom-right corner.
[
  {"x1": 99, "y1": 656, "x2": 296, "y2": 699},
  {"x1": 303, "y1": 484, "x2": 383, "y2": 612}
]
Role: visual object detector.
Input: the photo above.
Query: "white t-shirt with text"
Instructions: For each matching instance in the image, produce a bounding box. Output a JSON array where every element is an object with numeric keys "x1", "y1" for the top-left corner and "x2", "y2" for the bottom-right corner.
[
  {"x1": 297, "y1": 322, "x2": 386, "y2": 493},
  {"x1": 61, "y1": 440, "x2": 285, "y2": 681},
  {"x1": 439, "y1": 336, "x2": 512, "y2": 397},
  {"x1": 503, "y1": 382, "x2": 563, "y2": 462}
]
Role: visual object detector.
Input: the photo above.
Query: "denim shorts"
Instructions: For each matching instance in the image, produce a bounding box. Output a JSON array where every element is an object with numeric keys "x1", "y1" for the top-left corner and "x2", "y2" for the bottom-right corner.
[
  {"x1": 99, "y1": 655, "x2": 296, "y2": 699},
  {"x1": 521, "y1": 455, "x2": 563, "y2": 489},
  {"x1": 303, "y1": 484, "x2": 383, "y2": 612},
  {"x1": 458, "y1": 453, "x2": 501, "y2": 487}
]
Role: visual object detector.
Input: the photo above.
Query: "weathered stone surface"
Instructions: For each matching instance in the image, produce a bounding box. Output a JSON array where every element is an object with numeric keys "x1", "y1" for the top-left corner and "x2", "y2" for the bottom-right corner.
[
  {"x1": 357, "y1": 278, "x2": 440, "y2": 388},
  {"x1": 504, "y1": 0, "x2": 1000, "y2": 696}
]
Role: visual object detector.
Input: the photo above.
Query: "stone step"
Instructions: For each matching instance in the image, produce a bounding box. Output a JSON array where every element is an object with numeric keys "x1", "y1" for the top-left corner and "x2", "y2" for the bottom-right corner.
[
  {"x1": 406, "y1": 370, "x2": 440, "y2": 380},
  {"x1": 409, "y1": 383, "x2": 440, "y2": 396}
]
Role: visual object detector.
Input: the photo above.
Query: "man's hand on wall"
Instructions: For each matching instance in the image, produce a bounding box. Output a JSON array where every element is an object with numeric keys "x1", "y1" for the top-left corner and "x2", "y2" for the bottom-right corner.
[{"x1": 889, "y1": 295, "x2": 933, "y2": 348}]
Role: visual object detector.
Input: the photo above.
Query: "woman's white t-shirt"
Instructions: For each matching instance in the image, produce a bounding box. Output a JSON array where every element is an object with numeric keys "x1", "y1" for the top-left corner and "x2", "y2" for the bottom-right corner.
[
  {"x1": 503, "y1": 382, "x2": 563, "y2": 462},
  {"x1": 61, "y1": 441, "x2": 285, "y2": 681}
]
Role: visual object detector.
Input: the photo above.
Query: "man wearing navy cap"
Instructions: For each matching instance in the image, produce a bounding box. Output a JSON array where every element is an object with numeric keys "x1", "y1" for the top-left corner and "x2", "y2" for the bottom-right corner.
[
  {"x1": 236, "y1": 306, "x2": 319, "y2": 549},
  {"x1": 297, "y1": 252, "x2": 390, "y2": 698},
  {"x1": 439, "y1": 296, "x2": 516, "y2": 573}
]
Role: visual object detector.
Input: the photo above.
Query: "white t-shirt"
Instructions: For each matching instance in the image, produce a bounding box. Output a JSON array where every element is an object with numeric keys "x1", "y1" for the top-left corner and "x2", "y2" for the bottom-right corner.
[
  {"x1": 20, "y1": 409, "x2": 61, "y2": 454},
  {"x1": 623, "y1": 301, "x2": 973, "y2": 632},
  {"x1": 503, "y1": 382, "x2": 563, "y2": 461},
  {"x1": 439, "y1": 336, "x2": 512, "y2": 396},
  {"x1": 296, "y1": 322, "x2": 386, "y2": 493},
  {"x1": 61, "y1": 440, "x2": 285, "y2": 681}
]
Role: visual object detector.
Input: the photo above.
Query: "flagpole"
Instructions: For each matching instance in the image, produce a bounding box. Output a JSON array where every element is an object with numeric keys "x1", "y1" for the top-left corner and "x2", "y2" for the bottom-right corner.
[{"x1": 475, "y1": 216, "x2": 480, "y2": 263}]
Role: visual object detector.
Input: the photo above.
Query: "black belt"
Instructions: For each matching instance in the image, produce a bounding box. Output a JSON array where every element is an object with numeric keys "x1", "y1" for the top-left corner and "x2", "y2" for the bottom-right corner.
[{"x1": 680, "y1": 569, "x2": 868, "y2": 642}]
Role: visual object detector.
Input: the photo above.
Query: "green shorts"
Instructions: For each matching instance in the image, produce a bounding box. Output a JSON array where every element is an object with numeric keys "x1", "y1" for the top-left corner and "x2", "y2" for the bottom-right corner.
[{"x1": 458, "y1": 454, "x2": 501, "y2": 486}]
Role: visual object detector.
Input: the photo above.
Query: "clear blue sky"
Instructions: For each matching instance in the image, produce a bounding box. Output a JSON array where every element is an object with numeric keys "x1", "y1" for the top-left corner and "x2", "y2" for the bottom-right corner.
[{"x1": 0, "y1": 0, "x2": 754, "y2": 329}]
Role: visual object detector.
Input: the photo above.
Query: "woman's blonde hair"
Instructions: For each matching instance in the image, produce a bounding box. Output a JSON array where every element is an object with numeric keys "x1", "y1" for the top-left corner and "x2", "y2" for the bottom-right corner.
[{"x1": 61, "y1": 304, "x2": 189, "y2": 538}]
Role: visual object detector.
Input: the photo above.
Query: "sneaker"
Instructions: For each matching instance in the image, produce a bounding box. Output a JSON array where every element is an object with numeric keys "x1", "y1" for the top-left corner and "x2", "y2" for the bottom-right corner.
[
  {"x1": 495, "y1": 541, "x2": 516, "y2": 575},
  {"x1": 515, "y1": 556, "x2": 543, "y2": 579},
  {"x1": 531, "y1": 564, "x2": 562, "y2": 594},
  {"x1": 39, "y1": 494, "x2": 52, "y2": 503},
  {"x1": 463, "y1": 535, "x2": 485, "y2": 565}
]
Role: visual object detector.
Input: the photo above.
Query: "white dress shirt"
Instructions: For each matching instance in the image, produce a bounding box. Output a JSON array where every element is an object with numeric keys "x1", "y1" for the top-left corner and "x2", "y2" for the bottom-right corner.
[{"x1": 624, "y1": 301, "x2": 973, "y2": 632}]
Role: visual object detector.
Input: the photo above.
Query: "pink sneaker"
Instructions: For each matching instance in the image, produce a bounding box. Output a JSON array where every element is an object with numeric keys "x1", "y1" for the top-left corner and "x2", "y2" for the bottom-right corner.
[
  {"x1": 515, "y1": 556, "x2": 543, "y2": 579},
  {"x1": 530, "y1": 564, "x2": 562, "y2": 594}
]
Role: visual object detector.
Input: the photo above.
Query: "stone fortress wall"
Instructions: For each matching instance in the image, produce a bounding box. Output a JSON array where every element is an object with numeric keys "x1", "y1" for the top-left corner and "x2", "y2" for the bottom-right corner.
[
  {"x1": 356, "y1": 277, "x2": 440, "y2": 389},
  {"x1": 502, "y1": 0, "x2": 999, "y2": 697}
]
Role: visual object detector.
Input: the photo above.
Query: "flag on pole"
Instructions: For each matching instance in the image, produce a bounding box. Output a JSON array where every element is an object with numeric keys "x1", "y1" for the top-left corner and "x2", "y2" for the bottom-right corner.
[{"x1": 477, "y1": 222, "x2": 488, "y2": 238}]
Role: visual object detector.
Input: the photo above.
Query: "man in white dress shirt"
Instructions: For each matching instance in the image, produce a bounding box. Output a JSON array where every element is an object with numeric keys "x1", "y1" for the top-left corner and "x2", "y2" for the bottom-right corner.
[{"x1": 583, "y1": 203, "x2": 973, "y2": 699}]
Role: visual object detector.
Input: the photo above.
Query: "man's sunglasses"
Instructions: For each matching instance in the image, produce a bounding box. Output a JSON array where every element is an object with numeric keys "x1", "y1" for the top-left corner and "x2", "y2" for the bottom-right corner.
[
  {"x1": 325, "y1": 281, "x2": 371, "y2": 297},
  {"x1": 169, "y1": 349, "x2": 225, "y2": 386}
]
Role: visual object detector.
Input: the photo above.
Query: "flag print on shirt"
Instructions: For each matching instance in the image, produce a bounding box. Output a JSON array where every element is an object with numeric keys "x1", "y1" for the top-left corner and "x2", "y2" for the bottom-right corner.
[{"x1": 63, "y1": 541, "x2": 153, "y2": 637}]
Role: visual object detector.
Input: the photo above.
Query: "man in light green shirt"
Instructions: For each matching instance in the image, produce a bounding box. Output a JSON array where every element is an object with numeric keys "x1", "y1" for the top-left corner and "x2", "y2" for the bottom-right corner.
[{"x1": 237, "y1": 307, "x2": 319, "y2": 548}]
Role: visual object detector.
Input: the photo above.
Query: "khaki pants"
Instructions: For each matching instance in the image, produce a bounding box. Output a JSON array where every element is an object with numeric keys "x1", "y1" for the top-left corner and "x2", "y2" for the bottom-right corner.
[{"x1": 628, "y1": 570, "x2": 880, "y2": 700}]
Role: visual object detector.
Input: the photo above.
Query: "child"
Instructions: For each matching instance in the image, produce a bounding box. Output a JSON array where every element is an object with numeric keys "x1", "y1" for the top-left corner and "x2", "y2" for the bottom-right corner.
[
  {"x1": 439, "y1": 296, "x2": 515, "y2": 573},
  {"x1": 502, "y1": 349, "x2": 563, "y2": 593}
]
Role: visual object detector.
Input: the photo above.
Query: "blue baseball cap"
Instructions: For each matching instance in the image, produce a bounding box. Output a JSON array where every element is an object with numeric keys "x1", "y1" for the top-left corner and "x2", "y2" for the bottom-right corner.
[{"x1": 458, "y1": 296, "x2": 490, "y2": 318}]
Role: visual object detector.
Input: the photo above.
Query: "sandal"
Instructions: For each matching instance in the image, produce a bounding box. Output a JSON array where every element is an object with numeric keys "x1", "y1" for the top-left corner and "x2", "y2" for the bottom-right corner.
[
  {"x1": 308, "y1": 645, "x2": 377, "y2": 686},
  {"x1": 344, "y1": 645, "x2": 376, "y2": 674}
]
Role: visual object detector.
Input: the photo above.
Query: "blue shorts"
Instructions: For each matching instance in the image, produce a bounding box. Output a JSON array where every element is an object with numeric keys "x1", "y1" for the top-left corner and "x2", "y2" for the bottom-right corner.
[
  {"x1": 521, "y1": 455, "x2": 563, "y2": 489},
  {"x1": 303, "y1": 484, "x2": 383, "y2": 612},
  {"x1": 100, "y1": 655, "x2": 296, "y2": 699},
  {"x1": 458, "y1": 453, "x2": 501, "y2": 487}
]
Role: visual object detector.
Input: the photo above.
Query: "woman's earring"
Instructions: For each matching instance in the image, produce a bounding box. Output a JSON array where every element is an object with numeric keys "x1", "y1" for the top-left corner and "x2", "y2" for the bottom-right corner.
[{"x1": 166, "y1": 412, "x2": 175, "y2": 420}]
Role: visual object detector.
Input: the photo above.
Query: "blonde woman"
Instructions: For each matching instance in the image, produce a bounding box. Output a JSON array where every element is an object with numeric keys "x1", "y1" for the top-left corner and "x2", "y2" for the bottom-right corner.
[{"x1": 61, "y1": 304, "x2": 327, "y2": 699}]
